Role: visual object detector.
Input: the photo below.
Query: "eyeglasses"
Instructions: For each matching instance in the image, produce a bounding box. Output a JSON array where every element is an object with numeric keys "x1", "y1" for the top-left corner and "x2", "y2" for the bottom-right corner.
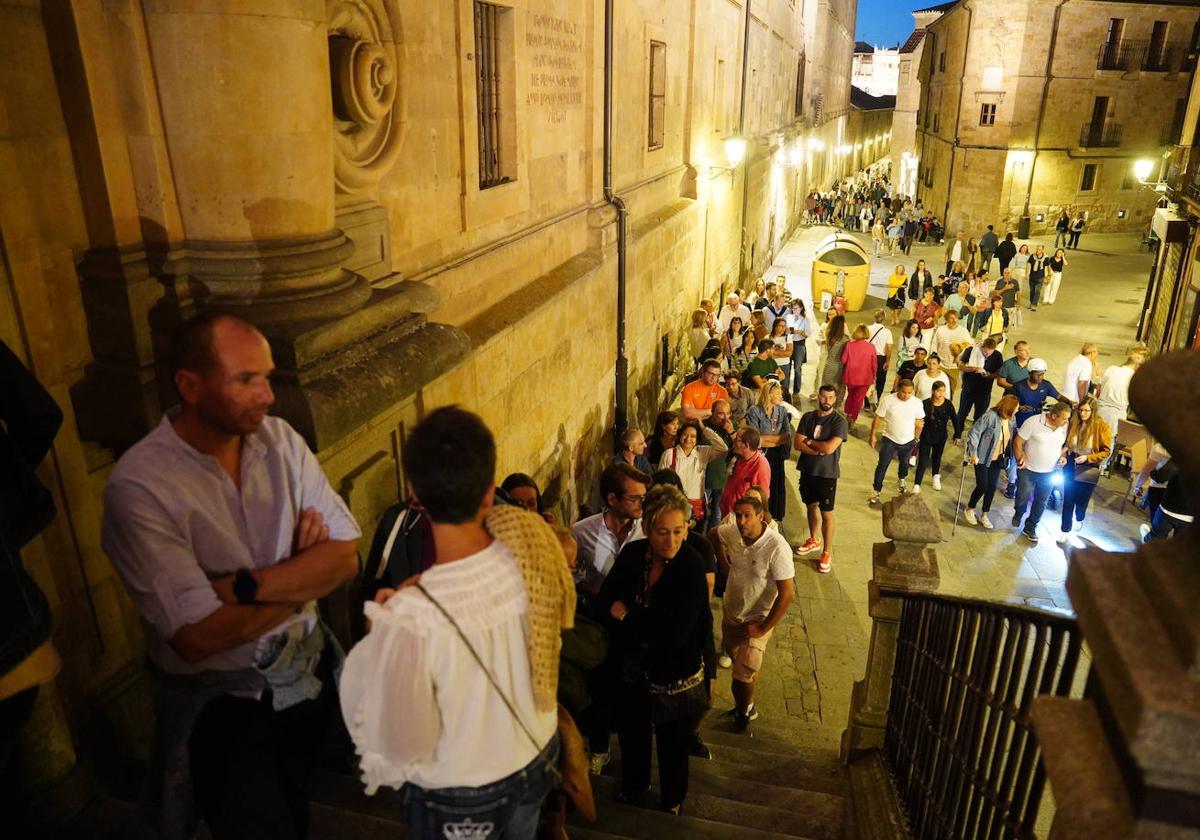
[{"x1": 622, "y1": 494, "x2": 646, "y2": 503}]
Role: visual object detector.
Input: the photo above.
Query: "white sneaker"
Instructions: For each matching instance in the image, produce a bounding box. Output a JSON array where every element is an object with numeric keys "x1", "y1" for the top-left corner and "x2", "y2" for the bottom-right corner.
[
  {"x1": 898, "y1": 480, "x2": 908, "y2": 495},
  {"x1": 979, "y1": 512, "x2": 994, "y2": 530},
  {"x1": 718, "y1": 654, "x2": 733, "y2": 669},
  {"x1": 1139, "y1": 523, "x2": 1151, "y2": 542},
  {"x1": 1073, "y1": 519, "x2": 1085, "y2": 533},
  {"x1": 910, "y1": 484, "x2": 922, "y2": 494},
  {"x1": 1056, "y1": 530, "x2": 1069, "y2": 544},
  {"x1": 868, "y1": 493, "x2": 881, "y2": 505},
  {"x1": 933, "y1": 475, "x2": 942, "y2": 491},
  {"x1": 963, "y1": 508, "x2": 978, "y2": 526},
  {"x1": 908, "y1": 455, "x2": 917, "y2": 467}
]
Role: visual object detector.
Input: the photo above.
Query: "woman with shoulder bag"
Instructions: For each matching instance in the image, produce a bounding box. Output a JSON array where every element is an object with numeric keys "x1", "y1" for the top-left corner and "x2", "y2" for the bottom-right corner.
[
  {"x1": 977, "y1": 294, "x2": 1009, "y2": 352},
  {"x1": 886, "y1": 264, "x2": 908, "y2": 324},
  {"x1": 600, "y1": 485, "x2": 711, "y2": 815},
  {"x1": 745, "y1": 381, "x2": 795, "y2": 523},
  {"x1": 1057, "y1": 396, "x2": 1112, "y2": 543}
]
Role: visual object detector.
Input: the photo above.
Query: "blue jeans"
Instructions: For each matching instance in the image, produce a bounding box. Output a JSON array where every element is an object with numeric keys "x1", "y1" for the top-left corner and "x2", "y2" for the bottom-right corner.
[
  {"x1": 1014, "y1": 469, "x2": 1054, "y2": 534},
  {"x1": 873, "y1": 437, "x2": 915, "y2": 492},
  {"x1": 402, "y1": 735, "x2": 559, "y2": 838},
  {"x1": 703, "y1": 487, "x2": 723, "y2": 532},
  {"x1": 790, "y1": 343, "x2": 807, "y2": 395}
]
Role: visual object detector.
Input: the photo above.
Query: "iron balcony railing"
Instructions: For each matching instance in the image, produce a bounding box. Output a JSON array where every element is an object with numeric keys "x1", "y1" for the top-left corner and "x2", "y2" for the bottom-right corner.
[
  {"x1": 883, "y1": 592, "x2": 1086, "y2": 840},
  {"x1": 1097, "y1": 38, "x2": 1144, "y2": 70},
  {"x1": 1080, "y1": 121, "x2": 1122, "y2": 148},
  {"x1": 1142, "y1": 42, "x2": 1179, "y2": 72}
]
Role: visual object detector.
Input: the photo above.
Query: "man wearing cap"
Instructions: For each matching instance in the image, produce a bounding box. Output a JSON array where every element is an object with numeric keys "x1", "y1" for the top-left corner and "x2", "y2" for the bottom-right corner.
[
  {"x1": 1007, "y1": 358, "x2": 1059, "y2": 498},
  {"x1": 1012, "y1": 402, "x2": 1071, "y2": 543}
]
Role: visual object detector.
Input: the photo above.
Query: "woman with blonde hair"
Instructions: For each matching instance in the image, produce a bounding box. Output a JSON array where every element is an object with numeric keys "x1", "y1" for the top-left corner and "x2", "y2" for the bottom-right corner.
[
  {"x1": 840, "y1": 323, "x2": 878, "y2": 423},
  {"x1": 886, "y1": 264, "x2": 907, "y2": 324},
  {"x1": 1058, "y1": 396, "x2": 1112, "y2": 543},
  {"x1": 745, "y1": 381, "x2": 794, "y2": 523},
  {"x1": 962, "y1": 394, "x2": 1019, "y2": 529}
]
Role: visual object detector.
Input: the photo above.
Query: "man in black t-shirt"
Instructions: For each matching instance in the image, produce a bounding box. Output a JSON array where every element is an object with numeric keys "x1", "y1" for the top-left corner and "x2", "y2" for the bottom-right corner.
[
  {"x1": 898, "y1": 347, "x2": 928, "y2": 385},
  {"x1": 956, "y1": 338, "x2": 1004, "y2": 426},
  {"x1": 792, "y1": 385, "x2": 848, "y2": 575}
]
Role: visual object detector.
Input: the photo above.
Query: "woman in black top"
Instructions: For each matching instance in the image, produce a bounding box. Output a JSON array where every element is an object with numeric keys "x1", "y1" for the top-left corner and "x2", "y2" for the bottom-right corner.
[
  {"x1": 646, "y1": 410, "x2": 681, "y2": 467},
  {"x1": 1044, "y1": 248, "x2": 1068, "y2": 305},
  {"x1": 1026, "y1": 245, "x2": 1048, "y2": 310},
  {"x1": 907, "y1": 259, "x2": 933, "y2": 301},
  {"x1": 600, "y1": 485, "x2": 710, "y2": 814},
  {"x1": 913, "y1": 380, "x2": 964, "y2": 491}
]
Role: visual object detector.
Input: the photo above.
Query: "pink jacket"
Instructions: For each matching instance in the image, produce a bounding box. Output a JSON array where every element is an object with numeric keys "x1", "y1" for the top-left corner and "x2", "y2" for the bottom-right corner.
[
  {"x1": 841, "y1": 339, "x2": 878, "y2": 386},
  {"x1": 720, "y1": 450, "x2": 771, "y2": 516}
]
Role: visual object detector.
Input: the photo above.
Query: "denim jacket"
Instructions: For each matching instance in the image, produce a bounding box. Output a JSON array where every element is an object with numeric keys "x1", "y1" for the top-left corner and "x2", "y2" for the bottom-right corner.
[{"x1": 965, "y1": 410, "x2": 1012, "y2": 465}]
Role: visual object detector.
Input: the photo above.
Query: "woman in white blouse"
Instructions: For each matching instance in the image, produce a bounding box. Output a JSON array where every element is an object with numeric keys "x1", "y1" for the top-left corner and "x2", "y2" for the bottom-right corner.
[{"x1": 658, "y1": 423, "x2": 728, "y2": 524}]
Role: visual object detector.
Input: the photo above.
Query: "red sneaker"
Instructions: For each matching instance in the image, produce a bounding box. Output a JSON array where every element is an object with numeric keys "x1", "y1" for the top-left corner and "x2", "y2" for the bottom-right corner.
[
  {"x1": 817, "y1": 553, "x2": 832, "y2": 574},
  {"x1": 795, "y1": 538, "x2": 822, "y2": 555}
]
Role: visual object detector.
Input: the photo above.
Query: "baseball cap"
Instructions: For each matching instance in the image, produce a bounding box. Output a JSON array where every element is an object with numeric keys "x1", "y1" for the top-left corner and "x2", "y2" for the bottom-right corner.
[{"x1": 1028, "y1": 358, "x2": 1048, "y2": 373}]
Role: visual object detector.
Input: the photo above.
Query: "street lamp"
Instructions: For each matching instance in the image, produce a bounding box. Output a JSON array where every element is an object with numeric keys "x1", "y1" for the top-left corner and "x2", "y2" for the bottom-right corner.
[
  {"x1": 709, "y1": 135, "x2": 747, "y2": 177},
  {"x1": 1133, "y1": 159, "x2": 1155, "y2": 182},
  {"x1": 788, "y1": 143, "x2": 803, "y2": 166}
]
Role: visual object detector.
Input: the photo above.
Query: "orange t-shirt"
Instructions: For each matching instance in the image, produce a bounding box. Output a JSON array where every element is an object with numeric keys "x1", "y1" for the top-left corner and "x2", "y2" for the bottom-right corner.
[{"x1": 681, "y1": 380, "x2": 729, "y2": 411}]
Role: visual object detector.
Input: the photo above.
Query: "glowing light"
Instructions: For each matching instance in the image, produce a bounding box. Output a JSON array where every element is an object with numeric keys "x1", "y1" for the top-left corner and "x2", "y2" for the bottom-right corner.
[
  {"x1": 981, "y1": 65, "x2": 1004, "y2": 89},
  {"x1": 788, "y1": 144, "x2": 803, "y2": 165},
  {"x1": 1133, "y1": 159, "x2": 1154, "y2": 181},
  {"x1": 1008, "y1": 150, "x2": 1033, "y2": 166},
  {"x1": 724, "y1": 136, "x2": 747, "y2": 167}
]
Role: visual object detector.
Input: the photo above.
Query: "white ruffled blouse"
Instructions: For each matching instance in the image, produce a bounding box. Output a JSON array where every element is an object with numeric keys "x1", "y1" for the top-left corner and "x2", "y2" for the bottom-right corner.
[{"x1": 338, "y1": 540, "x2": 557, "y2": 793}]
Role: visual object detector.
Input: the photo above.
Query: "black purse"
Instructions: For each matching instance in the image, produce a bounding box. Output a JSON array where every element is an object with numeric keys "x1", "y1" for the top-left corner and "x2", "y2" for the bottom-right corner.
[{"x1": 647, "y1": 665, "x2": 710, "y2": 724}]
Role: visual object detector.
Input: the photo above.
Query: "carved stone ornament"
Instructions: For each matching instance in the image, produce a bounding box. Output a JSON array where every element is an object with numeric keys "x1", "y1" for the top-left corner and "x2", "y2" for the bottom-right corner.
[{"x1": 327, "y1": 0, "x2": 406, "y2": 194}]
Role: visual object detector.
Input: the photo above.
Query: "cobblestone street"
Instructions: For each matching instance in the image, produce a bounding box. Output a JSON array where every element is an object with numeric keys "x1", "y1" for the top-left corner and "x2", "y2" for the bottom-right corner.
[{"x1": 707, "y1": 225, "x2": 1155, "y2": 732}]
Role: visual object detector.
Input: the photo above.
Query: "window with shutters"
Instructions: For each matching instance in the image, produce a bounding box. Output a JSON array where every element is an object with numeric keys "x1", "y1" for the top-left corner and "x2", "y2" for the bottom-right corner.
[{"x1": 979, "y1": 103, "x2": 996, "y2": 126}]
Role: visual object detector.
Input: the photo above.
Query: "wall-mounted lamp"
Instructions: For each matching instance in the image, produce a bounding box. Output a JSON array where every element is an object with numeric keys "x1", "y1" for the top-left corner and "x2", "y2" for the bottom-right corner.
[
  {"x1": 709, "y1": 135, "x2": 748, "y2": 176},
  {"x1": 1035, "y1": 213, "x2": 1045, "y2": 222},
  {"x1": 1133, "y1": 159, "x2": 1155, "y2": 181},
  {"x1": 788, "y1": 144, "x2": 803, "y2": 166},
  {"x1": 1117, "y1": 209, "x2": 1127, "y2": 219}
]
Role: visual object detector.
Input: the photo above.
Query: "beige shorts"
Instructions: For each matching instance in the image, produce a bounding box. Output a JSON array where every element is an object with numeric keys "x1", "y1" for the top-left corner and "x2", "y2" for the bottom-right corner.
[{"x1": 722, "y1": 618, "x2": 774, "y2": 684}]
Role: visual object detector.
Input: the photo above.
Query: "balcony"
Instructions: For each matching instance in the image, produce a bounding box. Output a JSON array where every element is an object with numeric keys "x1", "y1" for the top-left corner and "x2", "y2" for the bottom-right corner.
[
  {"x1": 1142, "y1": 42, "x2": 1179, "y2": 72},
  {"x1": 1080, "y1": 121, "x2": 1122, "y2": 148},
  {"x1": 1162, "y1": 122, "x2": 1185, "y2": 147},
  {"x1": 1097, "y1": 39, "x2": 1144, "y2": 71}
]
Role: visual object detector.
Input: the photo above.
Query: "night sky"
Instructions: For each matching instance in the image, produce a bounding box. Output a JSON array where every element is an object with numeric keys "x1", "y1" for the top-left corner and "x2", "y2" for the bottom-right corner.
[{"x1": 855, "y1": 0, "x2": 917, "y2": 49}]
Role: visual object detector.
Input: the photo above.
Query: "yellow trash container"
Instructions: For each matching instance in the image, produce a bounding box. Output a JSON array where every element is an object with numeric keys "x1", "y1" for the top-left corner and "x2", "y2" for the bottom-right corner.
[{"x1": 810, "y1": 234, "x2": 870, "y2": 312}]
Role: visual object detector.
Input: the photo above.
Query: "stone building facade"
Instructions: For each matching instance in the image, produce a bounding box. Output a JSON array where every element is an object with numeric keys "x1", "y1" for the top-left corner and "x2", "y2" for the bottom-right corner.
[
  {"x1": 891, "y1": 4, "x2": 949, "y2": 198},
  {"x1": 913, "y1": 0, "x2": 1200, "y2": 235},
  {"x1": 0, "y1": 0, "x2": 887, "y2": 807},
  {"x1": 852, "y1": 43, "x2": 901, "y2": 97}
]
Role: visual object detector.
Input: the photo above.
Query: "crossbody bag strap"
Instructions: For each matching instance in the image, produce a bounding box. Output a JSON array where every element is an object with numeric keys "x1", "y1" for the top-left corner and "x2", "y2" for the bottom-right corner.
[{"x1": 415, "y1": 582, "x2": 562, "y2": 784}]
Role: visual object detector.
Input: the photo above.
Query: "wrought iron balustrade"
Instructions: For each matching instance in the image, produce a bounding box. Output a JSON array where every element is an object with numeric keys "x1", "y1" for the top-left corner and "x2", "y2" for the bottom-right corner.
[
  {"x1": 1142, "y1": 42, "x2": 1179, "y2": 72},
  {"x1": 882, "y1": 592, "x2": 1086, "y2": 840},
  {"x1": 1080, "y1": 121, "x2": 1122, "y2": 148},
  {"x1": 1097, "y1": 39, "x2": 1145, "y2": 71}
]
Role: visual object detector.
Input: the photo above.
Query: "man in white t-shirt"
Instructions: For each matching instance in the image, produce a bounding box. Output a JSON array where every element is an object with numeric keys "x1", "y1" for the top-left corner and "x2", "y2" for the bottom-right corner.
[
  {"x1": 913, "y1": 353, "x2": 952, "y2": 400},
  {"x1": 1096, "y1": 348, "x2": 1147, "y2": 471},
  {"x1": 931, "y1": 310, "x2": 973, "y2": 394},
  {"x1": 1060, "y1": 342, "x2": 1098, "y2": 405},
  {"x1": 868, "y1": 379, "x2": 926, "y2": 503},
  {"x1": 720, "y1": 494, "x2": 795, "y2": 732},
  {"x1": 572, "y1": 463, "x2": 648, "y2": 596},
  {"x1": 717, "y1": 293, "x2": 753, "y2": 335},
  {"x1": 1011, "y1": 403, "x2": 1070, "y2": 543},
  {"x1": 867, "y1": 310, "x2": 893, "y2": 408}
]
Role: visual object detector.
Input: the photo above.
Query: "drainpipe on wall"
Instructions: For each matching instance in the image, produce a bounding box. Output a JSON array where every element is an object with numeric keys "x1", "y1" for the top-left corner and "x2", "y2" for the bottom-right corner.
[
  {"x1": 737, "y1": 0, "x2": 752, "y2": 282},
  {"x1": 1022, "y1": 0, "x2": 1070, "y2": 237},
  {"x1": 604, "y1": 0, "x2": 630, "y2": 445},
  {"x1": 943, "y1": 0, "x2": 973, "y2": 226}
]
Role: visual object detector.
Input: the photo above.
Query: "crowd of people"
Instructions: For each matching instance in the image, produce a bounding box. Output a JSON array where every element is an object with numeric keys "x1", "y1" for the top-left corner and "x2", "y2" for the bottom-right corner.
[{"x1": 13, "y1": 166, "x2": 1177, "y2": 840}]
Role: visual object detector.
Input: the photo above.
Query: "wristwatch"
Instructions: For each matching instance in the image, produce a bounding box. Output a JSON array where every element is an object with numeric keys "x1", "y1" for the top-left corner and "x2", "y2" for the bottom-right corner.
[{"x1": 233, "y1": 568, "x2": 259, "y2": 605}]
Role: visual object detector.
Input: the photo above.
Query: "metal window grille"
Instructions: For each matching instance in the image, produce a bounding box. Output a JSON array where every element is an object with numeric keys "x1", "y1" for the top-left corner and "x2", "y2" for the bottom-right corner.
[
  {"x1": 1081, "y1": 163, "x2": 1099, "y2": 191},
  {"x1": 980, "y1": 103, "x2": 996, "y2": 126},
  {"x1": 474, "y1": 2, "x2": 506, "y2": 189},
  {"x1": 884, "y1": 593, "x2": 1086, "y2": 840},
  {"x1": 648, "y1": 41, "x2": 666, "y2": 149}
]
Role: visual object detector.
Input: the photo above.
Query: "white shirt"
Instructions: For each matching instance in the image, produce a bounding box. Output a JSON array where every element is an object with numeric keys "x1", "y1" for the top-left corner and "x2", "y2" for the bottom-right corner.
[
  {"x1": 950, "y1": 240, "x2": 963, "y2": 261},
  {"x1": 718, "y1": 524, "x2": 795, "y2": 624},
  {"x1": 340, "y1": 541, "x2": 557, "y2": 793},
  {"x1": 1061, "y1": 354, "x2": 1094, "y2": 403},
  {"x1": 1097, "y1": 364, "x2": 1136, "y2": 416},
  {"x1": 1017, "y1": 415, "x2": 1067, "y2": 473},
  {"x1": 571, "y1": 512, "x2": 643, "y2": 595},
  {"x1": 868, "y1": 324, "x2": 893, "y2": 356},
  {"x1": 718, "y1": 303, "x2": 752, "y2": 334},
  {"x1": 658, "y1": 429, "x2": 729, "y2": 501},
  {"x1": 787, "y1": 312, "x2": 811, "y2": 345},
  {"x1": 102, "y1": 414, "x2": 361, "y2": 675},
  {"x1": 876, "y1": 392, "x2": 926, "y2": 444},
  {"x1": 913, "y1": 369, "x2": 951, "y2": 401},
  {"x1": 931, "y1": 324, "x2": 973, "y2": 369}
]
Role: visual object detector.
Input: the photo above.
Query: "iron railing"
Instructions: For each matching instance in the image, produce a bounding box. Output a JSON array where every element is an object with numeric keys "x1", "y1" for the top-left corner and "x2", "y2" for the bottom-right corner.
[
  {"x1": 1142, "y1": 42, "x2": 1179, "y2": 72},
  {"x1": 883, "y1": 592, "x2": 1086, "y2": 840},
  {"x1": 1097, "y1": 39, "x2": 1144, "y2": 70},
  {"x1": 1079, "y1": 121, "x2": 1122, "y2": 148}
]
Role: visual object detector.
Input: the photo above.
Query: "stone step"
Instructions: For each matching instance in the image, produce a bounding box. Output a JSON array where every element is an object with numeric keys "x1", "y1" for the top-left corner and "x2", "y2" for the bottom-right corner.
[
  {"x1": 1130, "y1": 543, "x2": 1200, "y2": 676},
  {"x1": 589, "y1": 769, "x2": 843, "y2": 840},
  {"x1": 700, "y1": 714, "x2": 844, "y2": 756},
  {"x1": 605, "y1": 748, "x2": 846, "y2": 797},
  {"x1": 844, "y1": 751, "x2": 910, "y2": 840},
  {"x1": 567, "y1": 794, "x2": 821, "y2": 840},
  {"x1": 1067, "y1": 548, "x2": 1200, "y2": 795}
]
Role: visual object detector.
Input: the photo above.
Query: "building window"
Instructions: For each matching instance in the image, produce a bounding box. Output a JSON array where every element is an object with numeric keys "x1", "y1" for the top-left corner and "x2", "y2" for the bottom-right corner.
[
  {"x1": 648, "y1": 40, "x2": 666, "y2": 150},
  {"x1": 714, "y1": 58, "x2": 726, "y2": 132},
  {"x1": 1146, "y1": 20, "x2": 1169, "y2": 70},
  {"x1": 474, "y1": 1, "x2": 515, "y2": 189},
  {"x1": 1080, "y1": 163, "x2": 1099, "y2": 192},
  {"x1": 979, "y1": 103, "x2": 996, "y2": 126},
  {"x1": 938, "y1": 52, "x2": 945, "y2": 72},
  {"x1": 794, "y1": 57, "x2": 806, "y2": 118},
  {"x1": 1121, "y1": 169, "x2": 1136, "y2": 190},
  {"x1": 933, "y1": 112, "x2": 940, "y2": 132}
]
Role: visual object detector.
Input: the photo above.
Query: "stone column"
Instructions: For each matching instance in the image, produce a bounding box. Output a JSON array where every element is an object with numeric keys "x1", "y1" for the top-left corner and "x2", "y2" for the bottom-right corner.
[
  {"x1": 841, "y1": 493, "x2": 942, "y2": 761},
  {"x1": 68, "y1": 0, "x2": 468, "y2": 452}
]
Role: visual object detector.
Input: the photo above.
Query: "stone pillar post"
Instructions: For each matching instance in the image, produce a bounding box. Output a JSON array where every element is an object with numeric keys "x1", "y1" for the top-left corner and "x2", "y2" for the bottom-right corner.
[{"x1": 841, "y1": 493, "x2": 942, "y2": 761}]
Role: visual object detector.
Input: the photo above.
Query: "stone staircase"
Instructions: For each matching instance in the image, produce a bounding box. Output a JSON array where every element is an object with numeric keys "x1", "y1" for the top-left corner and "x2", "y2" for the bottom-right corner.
[{"x1": 300, "y1": 713, "x2": 850, "y2": 839}]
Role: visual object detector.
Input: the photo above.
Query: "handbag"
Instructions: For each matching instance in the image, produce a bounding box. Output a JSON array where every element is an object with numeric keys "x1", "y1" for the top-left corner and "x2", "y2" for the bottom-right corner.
[
  {"x1": 415, "y1": 583, "x2": 596, "y2": 822},
  {"x1": 647, "y1": 664, "x2": 710, "y2": 725}
]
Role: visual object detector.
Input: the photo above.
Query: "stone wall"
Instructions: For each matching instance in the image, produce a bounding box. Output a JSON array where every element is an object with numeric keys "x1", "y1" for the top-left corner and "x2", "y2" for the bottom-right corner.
[{"x1": 0, "y1": 0, "x2": 886, "y2": 796}]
